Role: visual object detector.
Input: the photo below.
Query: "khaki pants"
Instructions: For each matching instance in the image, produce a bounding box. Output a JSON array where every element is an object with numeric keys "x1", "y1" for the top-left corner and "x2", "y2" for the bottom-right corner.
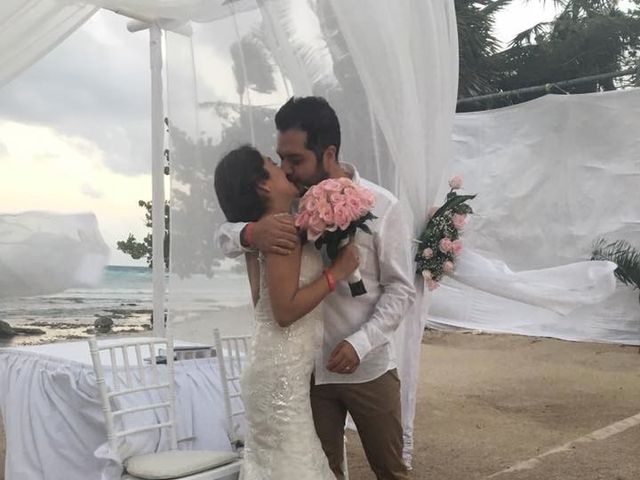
[{"x1": 310, "y1": 369, "x2": 408, "y2": 480}]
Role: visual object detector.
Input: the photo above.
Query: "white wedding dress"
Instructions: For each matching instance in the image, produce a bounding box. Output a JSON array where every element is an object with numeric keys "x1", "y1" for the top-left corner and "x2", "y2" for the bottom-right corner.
[{"x1": 240, "y1": 244, "x2": 336, "y2": 480}]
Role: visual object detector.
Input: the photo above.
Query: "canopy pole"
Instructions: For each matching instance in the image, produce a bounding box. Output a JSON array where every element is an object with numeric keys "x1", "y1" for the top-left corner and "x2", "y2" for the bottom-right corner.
[{"x1": 150, "y1": 23, "x2": 166, "y2": 337}]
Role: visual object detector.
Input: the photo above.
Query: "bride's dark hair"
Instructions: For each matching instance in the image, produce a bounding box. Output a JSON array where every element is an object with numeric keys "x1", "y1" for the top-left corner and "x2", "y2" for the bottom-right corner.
[{"x1": 214, "y1": 145, "x2": 270, "y2": 223}]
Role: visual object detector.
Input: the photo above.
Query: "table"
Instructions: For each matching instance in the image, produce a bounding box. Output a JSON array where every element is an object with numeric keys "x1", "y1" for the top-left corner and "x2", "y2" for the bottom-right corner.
[{"x1": 0, "y1": 338, "x2": 238, "y2": 480}]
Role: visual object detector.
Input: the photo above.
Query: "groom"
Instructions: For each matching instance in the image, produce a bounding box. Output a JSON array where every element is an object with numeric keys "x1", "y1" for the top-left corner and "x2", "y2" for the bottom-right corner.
[{"x1": 218, "y1": 96, "x2": 415, "y2": 480}]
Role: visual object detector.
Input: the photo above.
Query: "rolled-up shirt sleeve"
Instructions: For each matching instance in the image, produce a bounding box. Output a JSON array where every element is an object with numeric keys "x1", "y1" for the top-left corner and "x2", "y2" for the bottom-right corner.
[
  {"x1": 346, "y1": 199, "x2": 416, "y2": 360},
  {"x1": 216, "y1": 222, "x2": 249, "y2": 259}
]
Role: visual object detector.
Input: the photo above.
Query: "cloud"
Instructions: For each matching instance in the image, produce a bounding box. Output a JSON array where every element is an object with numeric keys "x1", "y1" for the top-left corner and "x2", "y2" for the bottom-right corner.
[
  {"x1": 0, "y1": 11, "x2": 151, "y2": 176},
  {"x1": 0, "y1": 142, "x2": 7, "y2": 157},
  {"x1": 81, "y1": 182, "x2": 104, "y2": 199}
]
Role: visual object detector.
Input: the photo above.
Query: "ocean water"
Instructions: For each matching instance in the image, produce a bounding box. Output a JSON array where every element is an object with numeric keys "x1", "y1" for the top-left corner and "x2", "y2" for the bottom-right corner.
[{"x1": 0, "y1": 265, "x2": 253, "y2": 327}]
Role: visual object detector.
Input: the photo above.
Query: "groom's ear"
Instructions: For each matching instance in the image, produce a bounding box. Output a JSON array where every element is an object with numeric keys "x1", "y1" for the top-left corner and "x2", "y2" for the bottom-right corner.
[{"x1": 322, "y1": 145, "x2": 337, "y2": 169}]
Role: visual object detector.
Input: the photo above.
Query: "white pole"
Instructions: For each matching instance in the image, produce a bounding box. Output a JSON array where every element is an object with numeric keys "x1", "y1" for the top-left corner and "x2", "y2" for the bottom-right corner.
[{"x1": 150, "y1": 23, "x2": 166, "y2": 337}]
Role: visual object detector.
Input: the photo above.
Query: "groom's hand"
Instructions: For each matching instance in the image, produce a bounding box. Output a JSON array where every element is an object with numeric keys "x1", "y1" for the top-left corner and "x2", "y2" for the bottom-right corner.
[
  {"x1": 327, "y1": 341, "x2": 360, "y2": 374},
  {"x1": 250, "y1": 214, "x2": 298, "y2": 255}
]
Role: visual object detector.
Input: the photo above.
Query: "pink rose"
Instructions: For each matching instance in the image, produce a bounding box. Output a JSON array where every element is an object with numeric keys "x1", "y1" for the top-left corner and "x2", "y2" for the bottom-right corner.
[
  {"x1": 452, "y1": 213, "x2": 467, "y2": 230},
  {"x1": 295, "y1": 211, "x2": 310, "y2": 229},
  {"x1": 439, "y1": 238, "x2": 453, "y2": 253},
  {"x1": 334, "y1": 204, "x2": 351, "y2": 231},
  {"x1": 308, "y1": 216, "x2": 327, "y2": 241},
  {"x1": 443, "y1": 261, "x2": 455, "y2": 273},
  {"x1": 422, "y1": 248, "x2": 433, "y2": 259},
  {"x1": 323, "y1": 179, "x2": 342, "y2": 192},
  {"x1": 363, "y1": 190, "x2": 375, "y2": 208},
  {"x1": 329, "y1": 192, "x2": 344, "y2": 204},
  {"x1": 320, "y1": 210, "x2": 335, "y2": 225},
  {"x1": 427, "y1": 279, "x2": 440, "y2": 291},
  {"x1": 347, "y1": 196, "x2": 364, "y2": 217},
  {"x1": 310, "y1": 185, "x2": 323, "y2": 198},
  {"x1": 449, "y1": 176, "x2": 463, "y2": 190},
  {"x1": 451, "y1": 239, "x2": 463, "y2": 256}
]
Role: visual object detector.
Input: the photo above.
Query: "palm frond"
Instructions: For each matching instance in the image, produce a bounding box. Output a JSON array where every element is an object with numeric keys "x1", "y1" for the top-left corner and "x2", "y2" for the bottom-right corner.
[
  {"x1": 591, "y1": 238, "x2": 640, "y2": 289},
  {"x1": 509, "y1": 21, "x2": 553, "y2": 47},
  {"x1": 481, "y1": 0, "x2": 517, "y2": 16}
]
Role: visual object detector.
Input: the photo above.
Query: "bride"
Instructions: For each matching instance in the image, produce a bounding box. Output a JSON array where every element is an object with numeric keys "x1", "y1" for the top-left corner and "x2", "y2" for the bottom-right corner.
[{"x1": 214, "y1": 145, "x2": 359, "y2": 480}]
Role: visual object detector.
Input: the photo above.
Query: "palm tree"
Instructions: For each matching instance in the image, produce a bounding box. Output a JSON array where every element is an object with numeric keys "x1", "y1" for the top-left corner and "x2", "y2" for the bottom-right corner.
[
  {"x1": 498, "y1": 1, "x2": 639, "y2": 95},
  {"x1": 455, "y1": 0, "x2": 515, "y2": 100}
]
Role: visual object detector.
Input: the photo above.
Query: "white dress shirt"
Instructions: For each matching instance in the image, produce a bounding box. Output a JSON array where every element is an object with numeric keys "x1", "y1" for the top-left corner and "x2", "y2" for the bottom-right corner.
[{"x1": 217, "y1": 164, "x2": 416, "y2": 384}]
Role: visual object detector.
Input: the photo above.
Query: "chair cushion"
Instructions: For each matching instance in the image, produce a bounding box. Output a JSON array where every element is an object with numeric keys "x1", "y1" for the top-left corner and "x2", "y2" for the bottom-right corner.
[{"x1": 124, "y1": 450, "x2": 239, "y2": 479}]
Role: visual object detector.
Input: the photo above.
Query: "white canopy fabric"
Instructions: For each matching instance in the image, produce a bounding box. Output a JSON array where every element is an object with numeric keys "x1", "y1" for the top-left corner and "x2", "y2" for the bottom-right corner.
[
  {"x1": 0, "y1": 0, "x2": 97, "y2": 87},
  {"x1": 0, "y1": 212, "x2": 110, "y2": 297},
  {"x1": 429, "y1": 89, "x2": 640, "y2": 344}
]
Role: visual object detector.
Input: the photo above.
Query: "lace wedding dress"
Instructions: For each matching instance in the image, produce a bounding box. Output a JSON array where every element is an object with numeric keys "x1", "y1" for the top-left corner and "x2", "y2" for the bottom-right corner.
[{"x1": 240, "y1": 244, "x2": 335, "y2": 480}]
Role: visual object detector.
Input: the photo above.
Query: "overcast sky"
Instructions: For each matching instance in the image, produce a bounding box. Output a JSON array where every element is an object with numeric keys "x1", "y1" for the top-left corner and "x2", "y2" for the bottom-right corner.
[{"x1": 0, "y1": 1, "x2": 559, "y2": 266}]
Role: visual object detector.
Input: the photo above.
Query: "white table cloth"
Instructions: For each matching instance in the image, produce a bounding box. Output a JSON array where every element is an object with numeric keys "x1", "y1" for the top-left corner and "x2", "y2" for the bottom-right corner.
[{"x1": 0, "y1": 338, "x2": 237, "y2": 480}]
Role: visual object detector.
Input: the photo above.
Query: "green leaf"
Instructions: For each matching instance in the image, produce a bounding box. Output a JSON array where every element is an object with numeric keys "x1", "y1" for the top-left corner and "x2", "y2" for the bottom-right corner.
[
  {"x1": 591, "y1": 238, "x2": 640, "y2": 290},
  {"x1": 358, "y1": 223, "x2": 373, "y2": 235},
  {"x1": 431, "y1": 194, "x2": 477, "y2": 220}
]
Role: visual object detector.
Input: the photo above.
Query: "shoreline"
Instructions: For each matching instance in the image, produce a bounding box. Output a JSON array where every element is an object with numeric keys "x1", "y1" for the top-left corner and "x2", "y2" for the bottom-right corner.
[
  {"x1": 0, "y1": 304, "x2": 255, "y2": 348},
  {"x1": 0, "y1": 306, "x2": 153, "y2": 347}
]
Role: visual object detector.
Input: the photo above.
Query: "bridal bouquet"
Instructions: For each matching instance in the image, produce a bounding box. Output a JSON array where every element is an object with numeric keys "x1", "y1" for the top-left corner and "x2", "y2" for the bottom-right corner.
[
  {"x1": 295, "y1": 178, "x2": 376, "y2": 296},
  {"x1": 415, "y1": 176, "x2": 476, "y2": 291}
]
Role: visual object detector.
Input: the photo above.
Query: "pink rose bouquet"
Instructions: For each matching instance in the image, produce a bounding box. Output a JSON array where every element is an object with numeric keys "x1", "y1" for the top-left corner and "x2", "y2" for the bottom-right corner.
[
  {"x1": 296, "y1": 177, "x2": 376, "y2": 296},
  {"x1": 415, "y1": 176, "x2": 476, "y2": 291}
]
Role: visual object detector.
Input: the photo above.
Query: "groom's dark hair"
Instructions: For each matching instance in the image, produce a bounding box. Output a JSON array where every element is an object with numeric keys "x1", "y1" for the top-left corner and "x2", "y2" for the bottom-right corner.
[
  {"x1": 275, "y1": 96, "x2": 341, "y2": 162},
  {"x1": 214, "y1": 145, "x2": 269, "y2": 223}
]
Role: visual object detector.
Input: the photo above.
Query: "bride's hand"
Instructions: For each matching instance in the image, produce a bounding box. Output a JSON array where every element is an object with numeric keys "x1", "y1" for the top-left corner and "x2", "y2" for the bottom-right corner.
[{"x1": 329, "y1": 241, "x2": 360, "y2": 282}]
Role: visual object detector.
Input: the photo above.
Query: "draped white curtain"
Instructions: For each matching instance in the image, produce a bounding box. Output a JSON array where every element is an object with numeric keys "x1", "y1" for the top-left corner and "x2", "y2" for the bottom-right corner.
[
  {"x1": 0, "y1": 212, "x2": 110, "y2": 297},
  {"x1": 0, "y1": 0, "x2": 97, "y2": 87},
  {"x1": 328, "y1": 0, "x2": 459, "y2": 465}
]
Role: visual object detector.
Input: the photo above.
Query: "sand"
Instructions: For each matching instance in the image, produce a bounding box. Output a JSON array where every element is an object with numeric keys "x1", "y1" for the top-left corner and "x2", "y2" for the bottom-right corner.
[{"x1": 3, "y1": 329, "x2": 640, "y2": 479}]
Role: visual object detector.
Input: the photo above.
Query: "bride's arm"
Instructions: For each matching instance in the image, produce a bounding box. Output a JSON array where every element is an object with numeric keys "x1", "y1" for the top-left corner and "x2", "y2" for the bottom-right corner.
[
  {"x1": 245, "y1": 252, "x2": 260, "y2": 306},
  {"x1": 266, "y1": 242, "x2": 359, "y2": 328}
]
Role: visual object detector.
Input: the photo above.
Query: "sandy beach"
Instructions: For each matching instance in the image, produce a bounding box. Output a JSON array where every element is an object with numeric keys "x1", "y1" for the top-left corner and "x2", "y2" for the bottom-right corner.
[{"x1": 2, "y1": 329, "x2": 640, "y2": 480}]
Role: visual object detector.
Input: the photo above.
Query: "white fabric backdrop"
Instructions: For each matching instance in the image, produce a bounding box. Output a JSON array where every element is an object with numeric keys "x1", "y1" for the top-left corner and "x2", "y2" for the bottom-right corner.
[
  {"x1": 0, "y1": 212, "x2": 110, "y2": 297},
  {"x1": 429, "y1": 89, "x2": 640, "y2": 344}
]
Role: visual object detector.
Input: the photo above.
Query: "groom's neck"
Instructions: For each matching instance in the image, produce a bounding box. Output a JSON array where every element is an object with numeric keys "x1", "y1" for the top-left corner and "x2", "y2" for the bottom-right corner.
[{"x1": 327, "y1": 162, "x2": 351, "y2": 180}]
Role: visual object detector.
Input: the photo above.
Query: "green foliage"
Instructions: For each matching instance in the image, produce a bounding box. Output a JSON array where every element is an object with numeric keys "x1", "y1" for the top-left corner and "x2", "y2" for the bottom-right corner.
[
  {"x1": 415, "y1": 189, "x2": 476, "y2": 283},
  {"x1": 456, "y1": 0, "x2": 514, "y2": 98},
  {"x1": 116, "y1": 200, "x2": 170, "y2": 269},
  {"x1": 456, "y1": 0, "x2": 640, "y2": 111},
  {"x1": 314, "y1": 212, "x2": 377, "y2": 260},
  {"x1": 591, "y1": 238, "x2": 640, "y2": 300}
]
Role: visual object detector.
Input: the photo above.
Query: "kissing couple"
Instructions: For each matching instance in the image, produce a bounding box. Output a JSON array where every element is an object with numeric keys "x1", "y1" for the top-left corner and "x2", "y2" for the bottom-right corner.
[{"x1": 214, "y1": 96, "x2": 415, "y2": 480}]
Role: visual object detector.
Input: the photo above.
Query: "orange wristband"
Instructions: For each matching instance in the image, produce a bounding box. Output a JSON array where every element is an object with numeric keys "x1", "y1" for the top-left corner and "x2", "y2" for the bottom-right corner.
[
  {"x1": 244, "y1": 222, "x2": 255, "y2": 247},
  {"x1": 323, "y1": 269, "x2": 337, "y2": 292}
]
